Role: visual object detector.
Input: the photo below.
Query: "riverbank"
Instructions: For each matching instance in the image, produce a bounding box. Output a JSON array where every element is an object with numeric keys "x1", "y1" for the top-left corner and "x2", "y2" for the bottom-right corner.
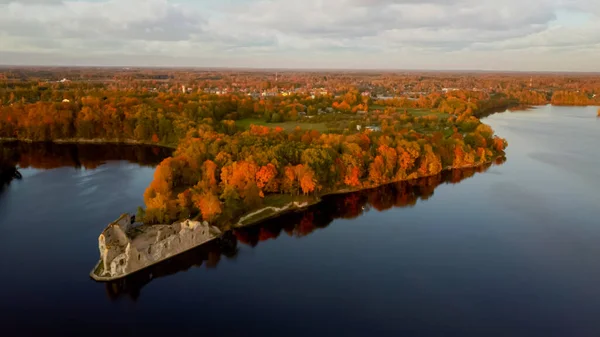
[
  {"x1": 216, "y1": 156, "x2": 500, "y2": 232},
  {"x1": 90, "y1": 155, "x2": 501, "y2": 282}
]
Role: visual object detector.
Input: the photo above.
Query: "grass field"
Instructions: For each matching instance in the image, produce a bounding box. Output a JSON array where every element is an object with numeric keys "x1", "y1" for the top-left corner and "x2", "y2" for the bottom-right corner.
[
  {"x1": 237, "y1": 194, "x2": 317, "y2": 226},
  {"x1": 236, "y1": 118, "x2": 329, "y2": 132},
  {"x1": 406, "y1": 109, "x2": 448, "y2": 118},
  {"x1": 369, "y1": 105, "x2": 449, "y2": 119}
]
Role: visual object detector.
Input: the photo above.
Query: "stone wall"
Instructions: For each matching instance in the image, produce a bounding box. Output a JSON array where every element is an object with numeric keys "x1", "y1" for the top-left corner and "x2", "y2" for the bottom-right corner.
[{"x1": 96, "y1": 216, "x2": 221, "y2": 279}]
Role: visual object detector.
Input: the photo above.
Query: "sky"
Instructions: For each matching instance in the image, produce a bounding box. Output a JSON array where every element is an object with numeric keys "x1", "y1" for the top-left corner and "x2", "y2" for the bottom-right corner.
[{"x1": 1, "y1": 0, "x2": 599, "y2": 71}]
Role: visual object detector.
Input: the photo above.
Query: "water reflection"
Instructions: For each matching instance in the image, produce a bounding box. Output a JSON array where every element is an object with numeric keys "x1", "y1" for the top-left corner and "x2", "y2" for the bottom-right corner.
[
  {"x1": 1, "y1": 141, "x2": 172, "y2": 170},
  {"x1": 0, "y1": 146, "x2": 21, "y2": 191},
  {"x1": 1, "y1": 142, "x2": 171, "y2": 195},
  {"x1": 104, "y1": 233, "x2": 240, "y2": 301},
  {"x1": 105, "y1": 157, "x2": 505, "y2": 301}
]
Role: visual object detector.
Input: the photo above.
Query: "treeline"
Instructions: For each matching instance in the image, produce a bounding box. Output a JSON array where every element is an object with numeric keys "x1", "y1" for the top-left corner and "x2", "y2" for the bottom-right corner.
[
  {"x1": 0, "y1": 85, "x2": 339, "y2": 142},
  {"x1": 0, "y1": 96, "x2": 188, "y2": 145},
  {"x1": 140, "y1": 115, "x2": 507, "y2": 226},
  {"x1": 1, "y1": 80, "x2": 598, "y2": 146},
  {"x1": 551, "y1": 91, "x2": 596, "y2": 106},
  {"x1": 368, "y1": 90, "x2": 547, "y2": 116},
  {"x1": 0, "y1": 92, "x2": 249, "y2": 145}
]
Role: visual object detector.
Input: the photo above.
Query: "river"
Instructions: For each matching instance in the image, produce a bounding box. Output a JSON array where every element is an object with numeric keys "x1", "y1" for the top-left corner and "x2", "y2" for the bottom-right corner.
[{"x1": 0, "y1": 105, "x2": 599, "y2": 336}]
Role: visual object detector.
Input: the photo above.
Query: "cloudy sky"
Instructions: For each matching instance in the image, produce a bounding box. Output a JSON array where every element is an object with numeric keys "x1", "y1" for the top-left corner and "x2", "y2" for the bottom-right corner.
[{"x1": 1, "y1": 0, "x2": 599, "y2": 71}]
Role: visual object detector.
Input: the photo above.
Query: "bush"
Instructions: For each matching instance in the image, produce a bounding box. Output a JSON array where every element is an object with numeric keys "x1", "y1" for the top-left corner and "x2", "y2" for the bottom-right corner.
[{"x1": 271, "y1": 113, "x2": 282, "y2": 123}]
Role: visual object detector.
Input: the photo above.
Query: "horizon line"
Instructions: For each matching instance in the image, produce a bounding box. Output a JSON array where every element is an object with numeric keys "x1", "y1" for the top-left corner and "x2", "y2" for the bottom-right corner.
[{"x1": 1, "y1": 64, "x2": 600, "y2": 75}]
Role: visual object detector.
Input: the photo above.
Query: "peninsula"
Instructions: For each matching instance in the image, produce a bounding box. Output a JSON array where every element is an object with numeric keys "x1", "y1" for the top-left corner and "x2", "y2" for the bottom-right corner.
[
  {"x1": 2, "y1": 68, "x2": 599, "y2": 281},
  {"x1": 91, "y1": 109, "x2": 508, "y2": 280}
]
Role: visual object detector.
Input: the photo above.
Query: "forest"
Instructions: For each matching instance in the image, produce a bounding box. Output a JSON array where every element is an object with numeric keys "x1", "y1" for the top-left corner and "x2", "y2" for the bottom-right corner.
[
  {"x1": 1, "y1": 67, "x2": 598, "y2": 228},
  {"x1": 139, "y1": 117, "x2": 506, "y2": 226}
]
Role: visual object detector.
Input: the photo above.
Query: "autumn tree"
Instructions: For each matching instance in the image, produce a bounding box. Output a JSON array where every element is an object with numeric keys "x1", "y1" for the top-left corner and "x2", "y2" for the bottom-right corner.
[
  {"x1": 256, "y1": 163, "x2": 279, "y2": 195},
  {"x1": 193, "y1": 192, "x2": 222, "y2": 221},
  {"x1": 295, "y1": 165, "x2": 318, "y2": 195}
]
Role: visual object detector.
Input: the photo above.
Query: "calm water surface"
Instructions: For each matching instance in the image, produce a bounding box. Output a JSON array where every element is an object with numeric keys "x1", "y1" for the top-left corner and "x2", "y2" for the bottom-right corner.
[{"x1": 0, "y1": 105, "x2": 599, "y2": 337}]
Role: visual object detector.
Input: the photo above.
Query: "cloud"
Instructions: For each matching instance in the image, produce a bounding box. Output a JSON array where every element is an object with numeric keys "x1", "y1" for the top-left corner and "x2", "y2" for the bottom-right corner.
[
  {"x1": 1, "y1": 0, "x2": 203, "y2": 41},
  {"x1": 0, "y1": 0, "x2": 63, "y2": 3},
  {"x1": 0, "y1": 0, "x2": 599, "y2": 70}
]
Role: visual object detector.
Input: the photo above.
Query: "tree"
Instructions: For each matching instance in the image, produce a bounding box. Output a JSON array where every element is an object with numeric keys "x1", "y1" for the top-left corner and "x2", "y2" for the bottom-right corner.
[
  {"x1": 283, "y1": 165, "x2": 297, "y2": 194},
  {"x1": 271, "y1": 112, "x2": 282, "y2": 122},
  {"x1": 202, "y1": 160, "x2": 219, "y2": 192},
  {"x1": 396, "y1": 141, "x2": 420, "y2": 178},
  {"x1": 177, "y1": 190, "x2": 193, "y2": 219},
  {"x1": 136, "y1": 206, "x2": 146, "y2": 222},
  {"x1": 453, "y1": 144, "x2": 466, "y2": 168},
  {"x1": 369, "y1": 156, "x2": 386, "y2": 185},
  {"x1": 296, "y1": 165, "x2": 317, "y2": 195},
  {"x1": 256, "y1": 164, "x2": 279, "y2": 194},
  {"x1": 344, "y1": 166, "x2": 361, "y2": 187},
  {"x1": 337, "y1": 101, "x2": 351, "y2": 113},
  {"x1": 193, "y1": 192, "x2": 222, "y2": 221},
  {"x1": 220, "y1": 160, "x2": 259, "y2": 202},
  {"x1": 493, "y1": 137, "x2": 508, "y2": 152},
  {"x1": 418, "y1": 144, "x2": 442, "y2": 176}
]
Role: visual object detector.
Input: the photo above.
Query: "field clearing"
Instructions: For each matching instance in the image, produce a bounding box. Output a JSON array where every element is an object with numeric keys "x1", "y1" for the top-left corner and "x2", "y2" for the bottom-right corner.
[
  {"x1": 370, "y1": 105, "x2": 449, "y2": 119},
  {"x1": 406, "y1": 109, "x2": 448, "y2": 118},
  {"x1": 236, "y1": 118, "x2": 329, "y2": 132}
]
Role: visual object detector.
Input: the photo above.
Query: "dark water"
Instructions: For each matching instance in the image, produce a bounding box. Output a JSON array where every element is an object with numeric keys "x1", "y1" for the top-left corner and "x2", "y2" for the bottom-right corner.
[{"x1": 1, "y1": 105, "x2": 599, "y2": 337}]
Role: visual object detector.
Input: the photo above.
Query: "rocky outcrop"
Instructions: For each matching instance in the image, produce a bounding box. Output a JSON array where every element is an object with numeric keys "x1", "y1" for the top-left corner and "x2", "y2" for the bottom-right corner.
[
  {"x1": 93, "y1": 214, "x2": 221, "y2": 280},
  {"x1": 236, "y1": 201, "x2": 312, "y2": 227}
]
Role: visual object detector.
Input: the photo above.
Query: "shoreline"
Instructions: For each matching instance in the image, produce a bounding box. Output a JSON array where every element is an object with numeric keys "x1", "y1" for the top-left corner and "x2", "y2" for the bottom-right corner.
[
  {"x1": 90, "y1": 157, "x2": 500, "y2": 283},
  {"x1": 90, "y1": 235, "x2": 219, "y2": 282},
  {"x1": 2, "y1": 137, "x2": 502, "y2": 282},
  {"x1": 0, "y1": 137, "x2": 177, "y2": 149}
]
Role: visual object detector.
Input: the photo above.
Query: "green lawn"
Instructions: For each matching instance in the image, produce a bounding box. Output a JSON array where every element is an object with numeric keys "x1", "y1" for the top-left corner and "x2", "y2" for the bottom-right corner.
[
  {"x1": 369, "y1": 105, "x2": 449, "y2": 119},
  {"x1": 263, "y1": 193, "x2": 315, "y2": 208},
  {"x1": 236, "y1": 118, "x2": 329, "y2": 132},
  {"x1": 405, "y1": 109, "x2": 449, "y2": 119},
  {"x1": 238, "y1": 194, "x2": 317, "y2": 226},
  {"x1": 369, "y1": 104, "x2": 386, "y2": 111}
]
